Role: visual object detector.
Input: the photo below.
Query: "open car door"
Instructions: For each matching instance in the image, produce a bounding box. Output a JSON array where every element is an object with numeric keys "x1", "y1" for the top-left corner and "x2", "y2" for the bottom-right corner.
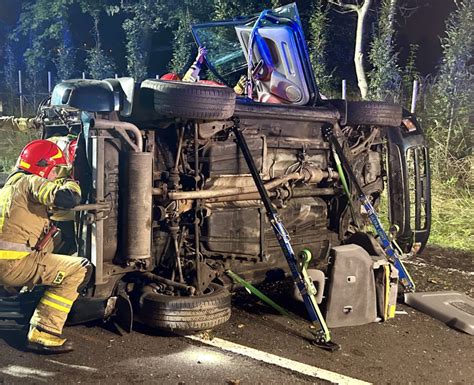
[{"x1": 192, "y1": 3, "x2": 320, "y2": 105}]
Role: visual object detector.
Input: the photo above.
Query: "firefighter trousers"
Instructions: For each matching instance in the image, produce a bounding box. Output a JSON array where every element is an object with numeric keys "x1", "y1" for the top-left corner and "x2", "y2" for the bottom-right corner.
[{"x1": 0, "y1": 250, "x2": 91, "y2": 336}]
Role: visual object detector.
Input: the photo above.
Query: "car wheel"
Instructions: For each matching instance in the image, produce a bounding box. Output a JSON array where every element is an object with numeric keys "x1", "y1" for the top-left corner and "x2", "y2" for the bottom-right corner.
[
  {"x1": 141, "y1": 80, "x2": 236, "y2": 121},
  {"x1": 345, "y1": 101, "x2": 403, "y2": 127},
  {"x1": 135, "y1": 283, "x2": 231, "y2": 331},
  {"x1": 0, "y1": 288, "x2": 42, "y2": 331}
]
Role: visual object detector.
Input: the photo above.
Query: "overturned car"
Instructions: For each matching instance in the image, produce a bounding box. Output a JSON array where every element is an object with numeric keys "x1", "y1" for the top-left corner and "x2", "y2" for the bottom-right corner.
[{"x1": 0, "y1": 4, "x2": 430, "y2": 336}]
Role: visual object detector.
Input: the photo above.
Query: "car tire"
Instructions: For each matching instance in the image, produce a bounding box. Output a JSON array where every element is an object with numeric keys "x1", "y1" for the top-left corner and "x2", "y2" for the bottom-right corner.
[
  {"x1": 345, "y1": 101, "x2": 403, "y2": 127},
  {"x1": 135, "y1": 283, "x2": 231, "y2": 331},
  {"x1": 141, "y1": 80, "x2": 236, "y2": 121},
  {"x1": 0, "y1": 288, "x2": 42, "y2": 331}
]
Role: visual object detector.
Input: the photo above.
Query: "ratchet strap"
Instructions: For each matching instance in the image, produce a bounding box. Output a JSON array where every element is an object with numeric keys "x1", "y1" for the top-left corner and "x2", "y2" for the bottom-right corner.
[{"x1": 323, "y1": 124, "x2": 415, "y2": 292}]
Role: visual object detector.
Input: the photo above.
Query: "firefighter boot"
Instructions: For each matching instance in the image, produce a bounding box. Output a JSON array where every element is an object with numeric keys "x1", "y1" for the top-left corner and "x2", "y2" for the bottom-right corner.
[{"x1": 26, "y1": 326, "x2": 74, "y2": 354}]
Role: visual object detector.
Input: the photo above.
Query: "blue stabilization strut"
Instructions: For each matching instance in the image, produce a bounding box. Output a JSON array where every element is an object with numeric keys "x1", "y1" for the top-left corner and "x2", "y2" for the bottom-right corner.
[{"x1": 231, "y1": 119, "x2": 338, "y2": 351}]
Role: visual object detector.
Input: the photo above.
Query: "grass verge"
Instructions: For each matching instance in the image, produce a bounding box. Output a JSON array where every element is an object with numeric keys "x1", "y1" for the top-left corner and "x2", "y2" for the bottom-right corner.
[
  {"x1": 0, "y1": 129, "x2": 40, "y2": 173},
  {"x1": 429, "y1": 179, "x2": 473, "y2": 252}
]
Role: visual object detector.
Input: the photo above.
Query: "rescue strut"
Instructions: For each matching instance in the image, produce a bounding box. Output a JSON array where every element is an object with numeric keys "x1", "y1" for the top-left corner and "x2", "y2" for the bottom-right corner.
[
  {"x1": 231, "y1": 119, "x2": 339, "y2": 351},
  {"x1": 322, "y1": 124, "x2": 416, "y2": 292}
]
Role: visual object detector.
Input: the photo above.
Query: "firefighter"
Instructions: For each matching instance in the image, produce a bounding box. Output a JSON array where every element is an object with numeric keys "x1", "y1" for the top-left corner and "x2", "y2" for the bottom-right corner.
[{"x1": 0, "y1": 139, "x2": 91, "y2": 354}]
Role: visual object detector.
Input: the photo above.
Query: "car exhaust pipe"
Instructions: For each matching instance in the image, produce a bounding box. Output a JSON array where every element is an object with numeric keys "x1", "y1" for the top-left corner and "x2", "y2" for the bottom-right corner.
[
  {"x1": 168, "y1": 167, "x2": 333, "y2": 200},
  {"x1": 92, "y1": 118, "x2": 143, "y2": 152},
  {"x1": 124, "y1": 152, "x2": 153, "y2": 260}
]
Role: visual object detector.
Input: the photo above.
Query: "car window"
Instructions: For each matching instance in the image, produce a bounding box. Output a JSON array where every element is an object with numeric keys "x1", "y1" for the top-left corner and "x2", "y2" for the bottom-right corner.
[{"x1": 192, "y1": 20, "x2": 254, "y2": 87}]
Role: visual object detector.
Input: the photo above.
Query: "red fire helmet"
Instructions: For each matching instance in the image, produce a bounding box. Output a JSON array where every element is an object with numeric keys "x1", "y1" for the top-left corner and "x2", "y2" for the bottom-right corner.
[
  {"x1": 160, "y1": 73, "x2": 181, "y2": 81},
  {"x1": 16, "y1": 140, "x2": 67, "y2": 179}
]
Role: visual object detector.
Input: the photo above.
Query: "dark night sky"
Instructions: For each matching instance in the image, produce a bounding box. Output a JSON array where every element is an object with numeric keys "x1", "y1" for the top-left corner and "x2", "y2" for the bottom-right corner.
[
  {"x1": 0, "y1": 0, "x2": 459, "y2": 76},
  {"x1": 397, "y1": 0, "x2": 457, "y2": 74}
]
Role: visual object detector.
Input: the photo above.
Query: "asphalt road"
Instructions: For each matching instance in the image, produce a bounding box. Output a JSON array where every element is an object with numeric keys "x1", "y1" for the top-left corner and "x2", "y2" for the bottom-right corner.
[
  {"x1": 0, "y1": 246, "x2": 472, "y2": 385},
  {"x1": 0, "y1": 326, "x2": 329, "y2": 385}
]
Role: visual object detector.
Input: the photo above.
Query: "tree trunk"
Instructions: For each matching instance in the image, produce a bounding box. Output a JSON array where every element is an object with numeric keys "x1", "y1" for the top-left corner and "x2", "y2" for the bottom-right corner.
[
  {"x1": 93, "y1": 15, "x2": 101, "y2": 50},
  {"x1": 388, "y1": 0, "x2": 397, "y2": 30},
  {"x1": 354, "y1": 0, "x2": 371, "y2": 99}
]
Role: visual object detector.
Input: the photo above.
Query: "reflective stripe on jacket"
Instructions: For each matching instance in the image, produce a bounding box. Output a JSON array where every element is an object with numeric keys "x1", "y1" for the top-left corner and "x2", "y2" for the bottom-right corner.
[
  {"x1": 0, "y1": 240, "x2": 31, "y2": 259},
  {"x1": 0, "y1": 172, "x2": 81, "y2": 253}
]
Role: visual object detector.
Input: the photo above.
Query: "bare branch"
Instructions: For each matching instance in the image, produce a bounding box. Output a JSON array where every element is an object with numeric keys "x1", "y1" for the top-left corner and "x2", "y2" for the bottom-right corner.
[
  {"x1": 398, "y1": 4, "x2": 419, "y2": 19},
  {"x1": 328, "y1": 0, "x2": 358, "y2": 12},
  {"x1": 329, "y1": 7, "x2": 357, "y2": 15}
]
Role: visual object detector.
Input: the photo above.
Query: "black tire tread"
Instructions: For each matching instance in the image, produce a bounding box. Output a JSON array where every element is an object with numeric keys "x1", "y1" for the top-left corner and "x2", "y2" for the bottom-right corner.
[
  {"x1": 345, "y1": 101, "x2": 403, "y2": 127},
  {"x1": 141, "y1": 80, "x2": 236, "y2": 121},
  {"x1": 136, "y1": 283, "x2": 231, "y2": 331}
]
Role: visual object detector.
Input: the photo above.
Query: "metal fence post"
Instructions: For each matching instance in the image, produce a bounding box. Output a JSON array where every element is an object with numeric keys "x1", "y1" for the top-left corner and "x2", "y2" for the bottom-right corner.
[
  {"x1": 411, "y1": 80, "x2": 419, "y2": 114},
  {"x1": 18, "y1": 70, "x2": 23, "y2": 117},
  {"x1": 342, "y1": 79, "x2": 347, "y2": 100},
  {"x1": 48, "y1": 71, "x2": 52, "y2": 94}
]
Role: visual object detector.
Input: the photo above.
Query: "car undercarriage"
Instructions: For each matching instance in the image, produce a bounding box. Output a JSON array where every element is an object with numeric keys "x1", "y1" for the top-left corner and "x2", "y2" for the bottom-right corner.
[{"x1": 0, "y1": 3, "x2": 430, "y2": 337}]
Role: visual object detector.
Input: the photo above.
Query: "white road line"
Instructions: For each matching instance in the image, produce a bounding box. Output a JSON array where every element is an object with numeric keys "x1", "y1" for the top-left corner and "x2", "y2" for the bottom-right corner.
[
  {"x1": 0, "y1": 365, "x2": 55, "y2": 382},
  {"x1": 45, "y1": 359, "x2": 98, "y2": 372},
  {"x1": 185, "y1": 334, "x2": 371, "y2": 385}
]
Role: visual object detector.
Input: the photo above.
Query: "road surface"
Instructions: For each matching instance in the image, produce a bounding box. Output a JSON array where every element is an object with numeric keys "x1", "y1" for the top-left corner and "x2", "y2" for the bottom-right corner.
[{"x1": 0, "y1": 246, "x2": 472, "y2": 384}]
